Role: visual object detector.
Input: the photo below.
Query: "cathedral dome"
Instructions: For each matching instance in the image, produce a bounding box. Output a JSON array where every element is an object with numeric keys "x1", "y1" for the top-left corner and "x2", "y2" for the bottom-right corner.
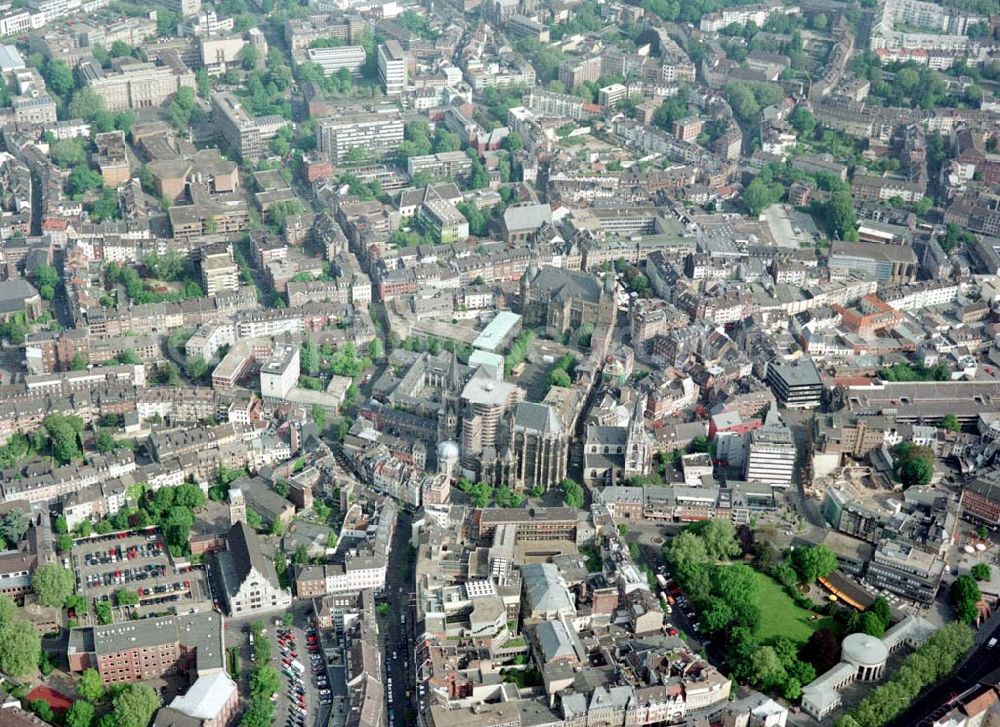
[{"x1": 437, "y1": 440, "x2": 460, "y2": 462}]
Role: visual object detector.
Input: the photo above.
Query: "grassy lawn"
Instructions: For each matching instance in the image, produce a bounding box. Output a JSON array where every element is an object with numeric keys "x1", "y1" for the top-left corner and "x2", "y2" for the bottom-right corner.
[{"x1": 753, "y1": 572, "x2": 831, "y2": 644}]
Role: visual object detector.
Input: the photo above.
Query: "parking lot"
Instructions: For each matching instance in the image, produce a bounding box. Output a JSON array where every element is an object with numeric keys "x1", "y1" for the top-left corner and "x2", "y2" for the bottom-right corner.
[
  {"x1": 270, "y1": 619, "x2": 334, "y2": 727},
  {"x1": 73, "y1": 529, "x2": 212, "y2": 619}
]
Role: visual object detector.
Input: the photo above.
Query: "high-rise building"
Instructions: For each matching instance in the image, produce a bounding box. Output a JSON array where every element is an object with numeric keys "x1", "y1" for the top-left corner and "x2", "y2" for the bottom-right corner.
[
  {"x1": 160, "y1": 0, "x2": 201, "y2": 17},
  {"x1": 377, "y1": 40, "x2": 407, "y2": 95},
  {"x1": 211, "y1": 91, "x2": 288, "y2": 162},
  {"x1": 459, "y1": 373, "x2": 521, "y2": 471},
  {"x1": 743, "y1": 408, "x2": 796, "y2": 487},
  {"x1": 260, "y1": 345, "x2": 300, "y2": 400},
  {"x1": 199, "y1": 243, "x2": 239, "y2": 296},
  {"x1": 316, "y1": 112, "x2": 404, "y2": 163},
  {"x1": 766, "y1": 358, "x2": 824, "y2": 409}
]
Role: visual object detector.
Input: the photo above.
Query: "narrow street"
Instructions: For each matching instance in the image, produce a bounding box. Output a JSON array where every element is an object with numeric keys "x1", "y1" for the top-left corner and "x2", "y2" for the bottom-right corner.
[{"x1": 380, "y1": 510, "x2": 417, "y2": 726}]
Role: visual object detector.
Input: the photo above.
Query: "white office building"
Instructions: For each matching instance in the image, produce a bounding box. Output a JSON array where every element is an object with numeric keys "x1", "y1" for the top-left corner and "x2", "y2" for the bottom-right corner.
[
  {"x1": 259, "y1": 345, "x2": 300, "y2": 400},
  {"x1": 743, "y1": 407, "x2": 796, "y2": 487},
  {"x1": 377, "y1": 40, "x2": 407, "y2": 96},
  {"x1": 305, "y1": 45, "x2": 366, "y2": 76}
]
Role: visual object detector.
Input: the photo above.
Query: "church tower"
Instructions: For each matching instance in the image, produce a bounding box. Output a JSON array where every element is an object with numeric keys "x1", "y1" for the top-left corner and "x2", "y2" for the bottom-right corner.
[
  {"x1": 624, "y1": 398, "x2": 651, "y2": 479},
  {"x1": 229, "y1": 488, "x2": 247, "y2": 525},
  {"x1": 438, "y1": 351, "x2": 463, "y2": 441}
]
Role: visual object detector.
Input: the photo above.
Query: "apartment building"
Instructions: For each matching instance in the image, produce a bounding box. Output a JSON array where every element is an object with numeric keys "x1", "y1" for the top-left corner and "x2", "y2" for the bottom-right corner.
[
  {"x1": 406, "y1": 151, "x2": 472, "y2": 181},
  {"x1": 12, "y1": 95, "x2": 57, "y2": 124},
  {"x1": 296, "y1": 556, "x2": 388, "y2": 597},
  {"x1": 93, "y1": 131, "x2": 130, "y2": 188},
  {"x1": 68, "y1": 612, "x2": 224, "y2": 685},
  {"x1": 168, "y1": 184, "x2": 250, "y2": 238},
  {"x1": 823, "y1": 482, "x2": 895, "y2": 542},
  {"x1": 316, "y1": 112, "x2": 404, "y2": 163}
]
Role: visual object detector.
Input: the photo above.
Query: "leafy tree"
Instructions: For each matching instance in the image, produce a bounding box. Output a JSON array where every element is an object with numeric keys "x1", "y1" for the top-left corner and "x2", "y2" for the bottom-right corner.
[
  {"x1": 68, "y1": 89, "x2": 107, "y2": 122},
  {"x1": 300, "y1": 342, "x2": 319, "y2": 375},
  {"x1": 689, "y1": 519, "x2": 740, "y2": 561},
  {"x1": 33, "y1": 562, "x2": 75, "y2": 607},
  {"x1": 67, "y1": 167, "x2": 104, "y2": 197},
  {"x1": 749, "y1": 646, "x2": 787, "y2": 692},
  {"x1": 157, "y1": 362, "x2": 181, "y2": 386},
  {"x1": 665, "y1": 530, "x2": 710, "y2": 592},
  {"x1": 112, "y1": 684, "x2": 161, "y2": 727},
  {"x1": 950, "y1": 575, "x2": 982, "y2": 623},
  {"x1": 312, "y1": 404, "x2": 327, "y2": 430},
  {"x1": 791, "y1": 544, "x2": 838, "y2": 582},
  {"x1": 0, "y1": 509, "x2": 30, "y2": 548},
  {"x1": 96, "y1": 431, "x2": 117, "y2": 453},
  {"x1": 869, "y1": 595, "x2": 892, "y2": 628},
  {"x1": 195, "y1": 69, "x2": 211, "y2": 98},
  {"x1": 43, "y1": 60, "x2": 75, "y2": 98},
  {"x1": 501, "y1": 132, "x2": 523, "y2": 153},
  {"x1": 941, "y1": 414, "x2": 960, "y2": 432},
  {"x1": 560, "y1": 478, "x2": 584, "y2": 508},
  {"x1": 44, "y1": 413, "x2": 84, "y2": 464},
  {"x1": 115, "y1": 588, "x2": 138, "y2": 606},
  {"x1": 689, "y1": 435, "x2": 711, "y2": 453},
  {"x1": 432, "y1": 128, "x2": 461, "y2": 153},
  {"x1": 971, "y1": 563, "x2": 991, "y2": 581},
  {"x1": 548, "y1": 368, "x2": 572, "y2": 388},
  {"x1": 789, "y1": 106, "x2": 816, "y2": 137},
  {"x1": 802, "y1": 628, "x2": 841, "y2": 674},
  {"x1": 238, "y1": 44, "x2": 260, "y2": 70},
  {"x1": 246, "y1": 508, "x2": 264, "y2": 530},
  {"x1": 744, "y1": 177, "x2": 780, "y2": 216},
  {"x1": 457, "y1": 201, "x2": 488, "y2": 236},
  {"x1": 51, "y1": 139, "x2": 87, "y2": 168},
  {"x1": 893, "y1": 442, "x2": 935, "y2": 488},
  {"x1": 240, "y1": 696, "x2": 273, "y2": 727},
  {"x1": 31, "y1": 700, "x2": 54, "y2": 723},
  {"x1": 459, "y1": 480, "x2": 494, "y2": 508},
  {"x1": 66, "y1": 699, "x2": 95, "y2": 727},
  {"x1": 0, "y1": 616, "x2": 40, "y2": 677},
  {"x1": 250, "y1": 664, "x2": 281, "y2": 698},
  {"x1": 861, "y1": 610, "x2": 887, "y2": 637},
  {"x1": 33, "y1": 263, "x2": 60, "y2": 302}
]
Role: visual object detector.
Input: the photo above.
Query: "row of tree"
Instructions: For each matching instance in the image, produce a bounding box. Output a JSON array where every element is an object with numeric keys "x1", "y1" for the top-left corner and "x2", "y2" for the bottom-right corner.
[
  {"x1": 837, "y1": 622, "x2": 973, "y2": 727},
  {"x1": 456, "y1": 478, "x2": 538, "y2": 508},
  {"x1": 241, "y1": 622, "x2": 282, "y2": 727}
]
